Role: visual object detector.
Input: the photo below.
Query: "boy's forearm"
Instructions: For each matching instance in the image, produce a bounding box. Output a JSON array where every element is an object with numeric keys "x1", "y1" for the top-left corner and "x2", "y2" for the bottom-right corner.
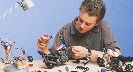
[
  {"x1": 90, "y1": 48, "x2": 121, "y2": 62},
  {"x1": 89, "y1": 50, "x2": 104, "y2": 62},
  {"x1": 42, "y1": 48, "x2": 51, "y2": 54}
]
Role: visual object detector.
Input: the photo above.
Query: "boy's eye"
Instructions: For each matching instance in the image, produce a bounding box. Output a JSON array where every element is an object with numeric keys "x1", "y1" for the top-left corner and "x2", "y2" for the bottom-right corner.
[
  {"x1": 79, "y1": 18, "x2": 83, "y2": 23},
  {"x1": 78, "y1": 16, "x2": 93, "y2": 26},
  {"x1": 86, "y1": 23, "x2": 90, "y2": 26},
  {"x1": 78, "y1": 17, "x2": 83, "y2": 23}
]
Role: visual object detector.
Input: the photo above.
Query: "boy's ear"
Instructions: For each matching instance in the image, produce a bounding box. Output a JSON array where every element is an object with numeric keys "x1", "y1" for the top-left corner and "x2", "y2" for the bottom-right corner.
[{"x1": 95, "y1": 21, "x2": 101, "y2": 26}]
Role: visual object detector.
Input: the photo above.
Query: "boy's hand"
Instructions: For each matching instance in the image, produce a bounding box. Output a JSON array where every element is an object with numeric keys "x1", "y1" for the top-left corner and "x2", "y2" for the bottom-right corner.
[
  {"x1": 37, "y1": 35, "x2": 50, "y2": 52},
  {"x1": 72, "y1": 46, "x2": 88, "y2": 59}
]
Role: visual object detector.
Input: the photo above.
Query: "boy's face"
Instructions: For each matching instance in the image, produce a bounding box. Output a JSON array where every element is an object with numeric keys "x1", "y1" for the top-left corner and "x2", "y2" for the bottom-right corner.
[{"x1": 76, "y1": 10, "x2": 99, "y2": 34}]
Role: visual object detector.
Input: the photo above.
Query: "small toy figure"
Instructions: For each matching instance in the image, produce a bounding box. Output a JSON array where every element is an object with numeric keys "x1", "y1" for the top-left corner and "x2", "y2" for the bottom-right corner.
[{"x1": 65, "y1": 66, "x2": 69, "y2": 72}]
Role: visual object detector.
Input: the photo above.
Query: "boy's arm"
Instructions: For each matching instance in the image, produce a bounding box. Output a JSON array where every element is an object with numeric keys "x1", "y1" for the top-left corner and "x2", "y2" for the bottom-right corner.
[{"x1": 89, "y1": 48, "x2": 121, "y2": 62}]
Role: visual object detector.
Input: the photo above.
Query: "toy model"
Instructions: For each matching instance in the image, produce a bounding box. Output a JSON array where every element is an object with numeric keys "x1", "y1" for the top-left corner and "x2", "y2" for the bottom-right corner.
[
  {"x1": 38, "y1": 45, "x2": 70, "y2": 69},
  {"x1": 70, "y1": 66, "x2": 89, "y2": 72},
  {"x1": 0, "y1": 34, "x2": 15, "y2": 64},
  {"x1": 97, "y1": 41, "x2": 133, "y2": 72},
  {"x1": 13, "y1": 47, "x2": 33, "y2": 62},
  {"x1": 38, "y1": 34, "x2": 71, "y2": 69},
  {"x1": 118, "y1": 55, "x2": 133, "y2": 72},
  {"x1": 97, "y1": 41, "x2": 119, "y2": 64},
  {"x1": 75, "y1": 66, "x2": 89, "y2": 72},
  {"x1": 82, "y1": 50, "x2": 91, "y2": 66},
  {"x1": 106, "y1": 56, "x2": 133, "y2": 72},
  {"x1": 72, "y1": 53, "x2": 91, "y2": 72},
  {"x1": 75, "y1": 47, "x2": 91, "y2": 64}
]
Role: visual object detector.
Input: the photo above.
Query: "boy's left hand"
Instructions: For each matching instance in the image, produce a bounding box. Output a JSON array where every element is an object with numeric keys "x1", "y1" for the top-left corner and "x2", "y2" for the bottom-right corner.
[{"x1": 72, "y1": 46, "x2": 88, "y2": 59}]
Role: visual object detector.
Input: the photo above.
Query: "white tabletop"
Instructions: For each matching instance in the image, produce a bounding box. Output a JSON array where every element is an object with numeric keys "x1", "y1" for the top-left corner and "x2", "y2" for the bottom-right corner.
[{"x1": 0, "y1": 60, "x2": 112, "y2": 72}]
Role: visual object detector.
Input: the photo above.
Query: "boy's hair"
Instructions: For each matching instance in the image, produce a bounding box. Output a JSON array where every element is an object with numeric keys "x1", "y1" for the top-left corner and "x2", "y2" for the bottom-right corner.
[{"x1": 80, "y1": 0, "x2": 106, "y2": 22}]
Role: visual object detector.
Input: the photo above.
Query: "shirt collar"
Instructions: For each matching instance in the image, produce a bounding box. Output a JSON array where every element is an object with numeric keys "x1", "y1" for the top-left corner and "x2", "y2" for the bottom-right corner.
[{"x1": 70, "y1": 17, "x2": 100, "y2": 35}]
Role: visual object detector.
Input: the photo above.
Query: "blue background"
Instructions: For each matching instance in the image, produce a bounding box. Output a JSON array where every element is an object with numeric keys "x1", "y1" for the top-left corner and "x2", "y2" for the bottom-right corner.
[{"x1": 0, "y1": 0, "x2": 133, "y2": 60}]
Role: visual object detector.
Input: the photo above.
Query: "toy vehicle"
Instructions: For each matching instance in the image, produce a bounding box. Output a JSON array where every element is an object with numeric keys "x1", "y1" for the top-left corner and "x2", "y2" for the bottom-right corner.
[
  {"x1": 97, "y1": 41, "x2": 133, "y2": 72},
  {"x1": 38, "y1": 34, "x2": 72, "y2": 69},
  {"x1": 38, "y1": 42, "x2": 71, "y2": 69},
  {"x1": 38, "y1": 46, "x2": 70, "y2": 69},
  {"x1": 14, "y1": 47, "x2": 33, "y2": 62}
]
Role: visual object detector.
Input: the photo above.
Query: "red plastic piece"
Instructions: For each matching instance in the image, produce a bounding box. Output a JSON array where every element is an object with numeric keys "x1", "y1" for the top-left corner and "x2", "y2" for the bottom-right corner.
[
  {"x1": 44, "y1": 34, "x2": 48, "y2": 37},
  {"x1": 28, "y1": 64, "x2": 33, "y2": 67},
  {"x1": 58, "y1": 70, "x2": 62, "y2": 72}
]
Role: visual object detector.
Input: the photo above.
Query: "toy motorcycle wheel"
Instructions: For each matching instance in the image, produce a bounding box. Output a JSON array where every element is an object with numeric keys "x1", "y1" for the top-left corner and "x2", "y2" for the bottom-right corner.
[
  {"x1": 28, "y1": 56, "x2": 33, "y2": 62},
  {"x1": 125, "y1": 64, "x2": 133, "y2": 72},
  {"x1": 115, "y1": 65, "x2": 123, "y2": 72},
  {"x1": 97, "y1": 57, "x2": 105, "y2": 67},
  {"x1": 45, "y1": 63, "x2": 55, "y2": 69}
]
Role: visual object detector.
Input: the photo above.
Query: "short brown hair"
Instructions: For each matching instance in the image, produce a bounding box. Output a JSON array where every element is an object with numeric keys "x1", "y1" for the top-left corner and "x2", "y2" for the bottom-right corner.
[{"x1": 79, "y1": 0, "x2": 106, "y2": 22}]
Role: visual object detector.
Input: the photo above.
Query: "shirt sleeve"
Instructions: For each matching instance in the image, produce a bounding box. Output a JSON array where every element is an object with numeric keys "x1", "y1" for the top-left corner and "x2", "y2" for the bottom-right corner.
[
  {"x1": 48, "y1": 28, "x2": 64, "y2": 52},
  {"x1": 101, "y1": 20, "x2": 120, "y2": 49}
]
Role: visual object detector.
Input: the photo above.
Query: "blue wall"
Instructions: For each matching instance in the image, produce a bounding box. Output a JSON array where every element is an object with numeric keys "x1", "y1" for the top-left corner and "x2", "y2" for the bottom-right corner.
[{"x1": 0, "y1": 0, "x2": 133, "y2": 60}]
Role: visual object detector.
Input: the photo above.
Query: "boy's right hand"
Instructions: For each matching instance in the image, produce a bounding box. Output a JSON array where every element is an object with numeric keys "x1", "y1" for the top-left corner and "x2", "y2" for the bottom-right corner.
[{"x1": 37, "y1": 35, "x2": 50, "y2": 52}]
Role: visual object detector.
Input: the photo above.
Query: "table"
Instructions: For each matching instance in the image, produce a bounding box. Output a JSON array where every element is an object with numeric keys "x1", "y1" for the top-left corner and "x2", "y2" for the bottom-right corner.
[{"x1": 0, "y1": 60, "x2": 111, "y2": 72}]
